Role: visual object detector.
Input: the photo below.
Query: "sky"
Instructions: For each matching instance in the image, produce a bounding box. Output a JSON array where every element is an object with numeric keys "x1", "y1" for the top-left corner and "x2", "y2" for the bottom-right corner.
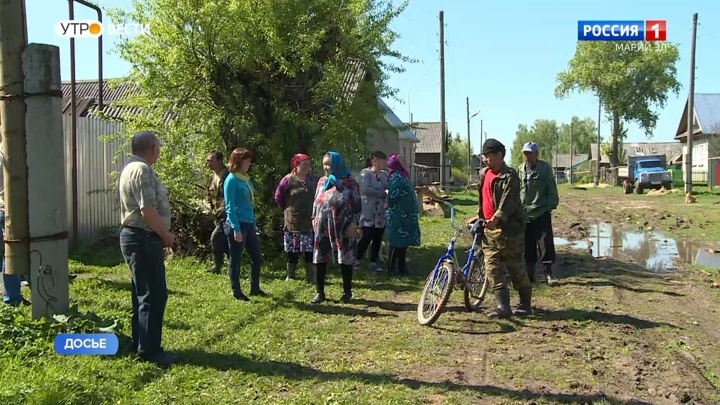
[{"x1": 25, "y1": 0, "x2": 720, "y2": 157}]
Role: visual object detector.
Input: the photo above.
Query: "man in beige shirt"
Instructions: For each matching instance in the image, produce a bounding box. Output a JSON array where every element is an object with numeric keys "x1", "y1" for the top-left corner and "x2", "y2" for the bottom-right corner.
[
  {"x1": 205, "y1": 150, "x2": 229, "y2": 274},
  {"x1": 118, "y1": 131, "x2": 177, "y2": 366}
]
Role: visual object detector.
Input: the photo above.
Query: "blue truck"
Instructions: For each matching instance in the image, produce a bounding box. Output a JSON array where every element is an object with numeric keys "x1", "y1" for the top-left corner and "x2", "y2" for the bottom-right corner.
[{"x1": 619, "y1": 155, "x2": 672, "y2": 194}]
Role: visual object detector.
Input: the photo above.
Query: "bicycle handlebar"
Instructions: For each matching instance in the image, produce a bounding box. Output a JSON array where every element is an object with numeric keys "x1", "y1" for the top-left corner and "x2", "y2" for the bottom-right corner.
[{"x1": 429, "y1": 198, "x2": 484, "y2": 234}]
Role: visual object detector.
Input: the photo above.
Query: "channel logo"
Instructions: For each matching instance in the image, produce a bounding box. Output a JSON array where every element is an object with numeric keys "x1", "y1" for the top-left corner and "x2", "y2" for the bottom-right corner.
[
  {"x1": 55, "y1": 20, "x2": 150, "y2": 38},
  {"x1": 55, "y1": 20, "x2": 103, "y2": 38},
  {"x1": 578, "y1": 20, "x2": 667, "y2": 42}
]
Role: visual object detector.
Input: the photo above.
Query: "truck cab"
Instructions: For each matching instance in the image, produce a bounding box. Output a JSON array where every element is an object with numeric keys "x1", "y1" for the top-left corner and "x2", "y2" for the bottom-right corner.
[{"x1": 620, "y1": 155, "x2": 672, "y2": 194}]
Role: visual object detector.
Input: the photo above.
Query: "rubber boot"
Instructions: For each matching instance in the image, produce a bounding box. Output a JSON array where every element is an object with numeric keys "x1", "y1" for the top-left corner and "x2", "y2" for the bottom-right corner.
[
  {"x1": 285, "y1": 262, "x2": 297, "y2": 281},
  {"x1": 512, "y1": 286, "x2": 532, "y2": 316},
  {"x1": 487, "y1": 288, "x2": 512, "y2": 319},
  {"x1": 544, "y1": 265, "x2": 559, "y2": 286},
  {"x1": 304, "y1": 262, "x2": 315, "y2": 285},
  {"x1": 340, "y1": 265, "x2": 353, "y2": 303},
  {"x1": 525, "y1": 263, "x2": 536, "y2": 283},
  {"x1": 312, "y1": 264, "x2": 326, "y2": 304}
]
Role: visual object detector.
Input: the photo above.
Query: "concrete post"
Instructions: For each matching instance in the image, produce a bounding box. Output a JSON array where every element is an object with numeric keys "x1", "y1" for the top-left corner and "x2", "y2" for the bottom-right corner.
[{"x1": 23, "y1": 44, "x2": 69, "y2": 319}]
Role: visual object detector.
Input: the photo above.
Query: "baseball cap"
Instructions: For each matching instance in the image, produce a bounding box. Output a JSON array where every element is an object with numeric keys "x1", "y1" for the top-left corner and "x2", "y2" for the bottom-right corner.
[{"x1": 522, "y1": 142, "x2": 539, "y2": 153}]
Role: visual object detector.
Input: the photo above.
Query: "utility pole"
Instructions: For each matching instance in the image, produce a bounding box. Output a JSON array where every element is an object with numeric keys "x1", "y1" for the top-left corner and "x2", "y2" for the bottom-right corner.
[
  {"x1": 0, "y1": 0, "x2": 31, "y2": 277},
  {"x1": 466, "y1": 97, "x2": 471, "y2": 173},
  {"x1": 569, "y1": 120, "x2": 574, "y2": 185},
  {"x1": 685, "y1": 13, "x2": 698, "y2": 195},
  {"x1": 439, "y1": 10, "x2": 447, "y2": 189},
  {"x1": 555, "y1": 134, "x2": 559, "y2": 179},
  {"x1": 594, "y1": 99, "x2": 601, "y2": 186},
  {"x1": 480, "y1": 119, "x2": 483, "y2": 147}
]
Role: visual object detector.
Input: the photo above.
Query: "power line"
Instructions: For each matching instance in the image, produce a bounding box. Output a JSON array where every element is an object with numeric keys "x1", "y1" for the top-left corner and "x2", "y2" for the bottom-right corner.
[
  {"x1": 697, "y1": 22, "x2": 720, "y2": 46},
  {"x1": 406, "y1": 55, "x2": 440, "y2": 94}
]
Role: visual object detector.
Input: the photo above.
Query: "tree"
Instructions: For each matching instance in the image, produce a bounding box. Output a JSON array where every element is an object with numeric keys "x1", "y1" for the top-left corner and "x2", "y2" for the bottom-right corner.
[
  {"x1": 107, "y1": 0, "x2": 410, "y2": 247},
  {"x1": 557, "y1": 116, "x2": 597, "y2": 155},
  {"x1": 555, "y1": 42, "x2": 681, "y2": 184},
  {"x1": 509, "y1": 120, "x2": 559, "y2": 167},
  {"x1": 447, "y1": 133, "x2": 473, "y2": 173}
]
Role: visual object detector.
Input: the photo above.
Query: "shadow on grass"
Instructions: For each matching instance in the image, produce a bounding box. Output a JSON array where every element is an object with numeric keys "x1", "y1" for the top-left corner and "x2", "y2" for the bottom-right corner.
[
  {"x1": 175, "y1": 349, "x2": 651, "y2": 404},
  {"x1": 293, "y1": 302, "x2": 396, "y2": 318},
  {"x1": 562, "y1": 280, "x2": 685, "y2": 297},
  {"x1": 352, "y1": 298, "x2": 416, "y2": 312},
  {"x1": 91, "y1": 278, "x2": 189, "y2": 297},
  {"x1": 362, "y1": 280, "x2": 420, "y2": 293},
  {"x1": 432, "y1": 320, "x2": 517, "y2": 335},
  {"x1": 531, "y1": 308, "x2": 676, "y2": 329}
]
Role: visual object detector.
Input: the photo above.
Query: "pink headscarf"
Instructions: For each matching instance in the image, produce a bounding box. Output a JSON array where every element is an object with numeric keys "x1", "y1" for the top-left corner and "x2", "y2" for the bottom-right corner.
[{"x1": 387, "y1": 154, "x2": 409, "y2": 178}]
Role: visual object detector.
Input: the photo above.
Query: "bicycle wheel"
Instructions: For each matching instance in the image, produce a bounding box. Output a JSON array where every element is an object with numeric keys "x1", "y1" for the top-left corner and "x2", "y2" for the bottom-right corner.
[
  {"x1": 417, "y1": 259, "x2": 457, "y2": 326},
  {"x1": 463, "y1": 253, "x2": 488, "y2": 311}
]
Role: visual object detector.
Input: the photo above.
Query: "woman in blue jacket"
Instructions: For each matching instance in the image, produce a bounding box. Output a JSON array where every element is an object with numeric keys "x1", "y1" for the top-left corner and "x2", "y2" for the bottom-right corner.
[
  {"x1": 385, "y1": 154, "x2": 420, "y2": 276},
  {"x1": 224, "y1": 148, "x2": 266, "y2": 300}
]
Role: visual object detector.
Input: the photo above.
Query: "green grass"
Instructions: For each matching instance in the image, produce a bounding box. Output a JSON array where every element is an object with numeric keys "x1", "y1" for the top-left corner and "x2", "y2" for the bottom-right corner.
[{"x1": 1, "y1": 191, "x2": 719, "y2": 404}]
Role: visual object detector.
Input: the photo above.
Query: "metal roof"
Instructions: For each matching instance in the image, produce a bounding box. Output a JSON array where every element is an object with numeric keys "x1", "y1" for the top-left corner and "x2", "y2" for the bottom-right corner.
[
  {"x1": 341, "y1": 58, "x2": 368, "y2": 103},
  {"x1": 550, "y1": 153, "x2": 590, "y2": 169},
  {"x1": 61, "y1": 79, "x2": 141, "y2": 101},
  {"x1": 377, "y1": 97, "x2": 419, "y2": 142},
  {"x1": 61, "y1": 59, "x2": 370, "y2": 121},
  {"x1": 412, "y1": 122, "x2": 446, "y2": 154},
  {"x1": 590, "y1": 141, "x2": 682, "y2": 164},
  {"x1": 61, "y1": 79, "x2": 157, "y2": 121},
  {"x1": 675, "y1": 93, "x2": 720, "y2": 139}
]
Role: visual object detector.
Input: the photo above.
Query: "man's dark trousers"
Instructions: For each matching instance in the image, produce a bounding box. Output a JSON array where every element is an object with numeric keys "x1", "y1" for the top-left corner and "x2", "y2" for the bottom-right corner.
[
  {"x1": 119, "y1": 227, "x2": 168, "y2": 357},
  {"x1": 210, "y1": 220, "x2": 229, "y2": 272},
  {"x1": 524, "y1": 211, "x2": 556, "y2": 281}
]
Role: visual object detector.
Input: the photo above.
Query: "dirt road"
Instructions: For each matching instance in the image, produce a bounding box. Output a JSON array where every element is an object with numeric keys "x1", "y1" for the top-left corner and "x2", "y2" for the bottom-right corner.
[{"x1": 391, "y1": 187, "x2": 720, "y2": 404}]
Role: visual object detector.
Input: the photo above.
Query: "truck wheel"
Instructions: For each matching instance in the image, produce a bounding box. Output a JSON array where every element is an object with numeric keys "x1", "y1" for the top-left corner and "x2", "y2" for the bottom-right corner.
[
  {"x1": 635, "y1": 183, "x2": 643, "y2": 194},
  {"x1": 662, "y1": 182, "x2": 672, "y2": 190}
]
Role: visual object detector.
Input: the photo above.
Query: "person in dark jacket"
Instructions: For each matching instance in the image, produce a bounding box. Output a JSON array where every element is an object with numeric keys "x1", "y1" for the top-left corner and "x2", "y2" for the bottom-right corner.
[
  {"x1": 205, "y1": 150, "x2": 230, "y2": 274},
  {"x1": 466, "y1": 139, "x2": 531, "y2": 319},
  {"x1": 519, "y1": 142, "x2": 560, "y2": 286},
  {"x1": 274, "y1": 153, "x2": 316, "y2": 283}
]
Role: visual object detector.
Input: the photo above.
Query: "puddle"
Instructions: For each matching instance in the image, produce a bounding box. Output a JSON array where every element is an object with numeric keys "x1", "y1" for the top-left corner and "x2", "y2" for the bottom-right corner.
[{"x1": 554, "y1": 222, "x2": 720, "y2": 272}]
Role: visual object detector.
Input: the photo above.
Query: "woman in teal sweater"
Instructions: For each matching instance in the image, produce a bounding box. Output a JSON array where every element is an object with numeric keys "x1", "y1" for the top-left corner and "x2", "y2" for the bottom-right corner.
[
  {"x1": 385, "y1": 154, "x2": 420, "y2": 276},
  {"x1": 224, "y1": 148, "x2": 265, "y2": 301}
]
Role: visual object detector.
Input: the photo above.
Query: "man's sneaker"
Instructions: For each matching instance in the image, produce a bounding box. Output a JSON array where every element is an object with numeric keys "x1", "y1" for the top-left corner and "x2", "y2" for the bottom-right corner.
[{"x1": 370, "y1": 262, "x2": 383, "y2": 272}]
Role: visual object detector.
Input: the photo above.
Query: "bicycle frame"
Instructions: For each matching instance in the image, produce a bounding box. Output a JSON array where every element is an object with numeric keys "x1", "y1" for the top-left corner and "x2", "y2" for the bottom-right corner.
[{"x1": 429, "y1": 200, "x2": 483, "y2": 286}]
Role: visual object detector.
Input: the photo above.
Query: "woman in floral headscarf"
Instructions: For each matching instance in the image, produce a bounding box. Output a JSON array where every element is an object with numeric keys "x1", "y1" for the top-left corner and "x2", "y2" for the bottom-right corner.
[
  {"x1": 385, "y1": 154, "x2": 420, "y2": 276},
  {"x1": 274, "y1": 153, "x2": 316, "y2": 283},
  {"x1": 311, "y1": 151, "x2": 361, "y2": 304}
]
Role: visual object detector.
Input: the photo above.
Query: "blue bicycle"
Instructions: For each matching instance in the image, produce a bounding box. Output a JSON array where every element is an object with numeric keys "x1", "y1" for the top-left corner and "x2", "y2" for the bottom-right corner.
[{"x1": 417, "y1": 199, "x2": 488, "y2": 326}]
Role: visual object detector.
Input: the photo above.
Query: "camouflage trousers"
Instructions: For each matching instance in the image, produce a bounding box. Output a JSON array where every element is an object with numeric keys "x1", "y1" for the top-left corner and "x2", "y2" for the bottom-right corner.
[{"x1": 481, "y1": 228, "x2": 531, "y2": 292}]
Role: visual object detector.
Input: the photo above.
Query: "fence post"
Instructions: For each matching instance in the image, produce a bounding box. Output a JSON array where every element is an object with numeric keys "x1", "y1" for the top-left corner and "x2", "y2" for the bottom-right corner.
[{"x1": 709, "y1": 157, "x2": 717, "y2": 191}]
